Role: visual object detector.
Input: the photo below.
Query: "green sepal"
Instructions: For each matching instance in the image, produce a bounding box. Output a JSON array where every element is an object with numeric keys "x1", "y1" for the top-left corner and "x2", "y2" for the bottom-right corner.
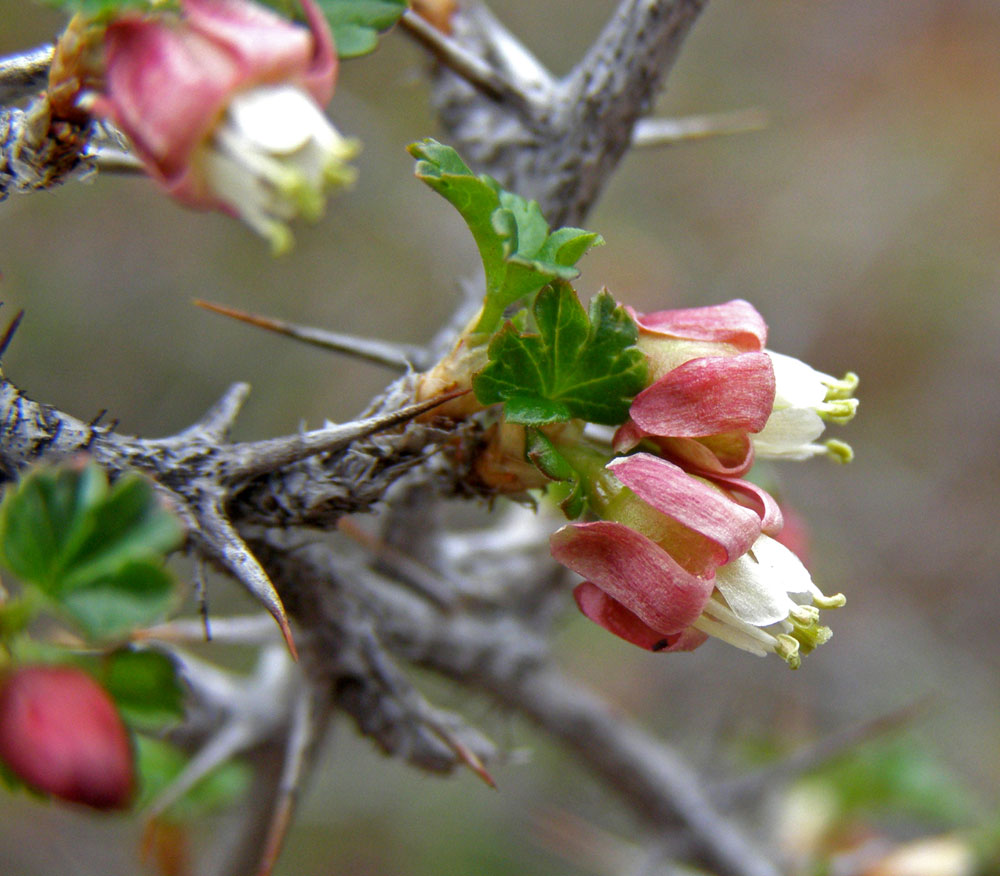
[
  {"x1": 409, "y1": 139, "x2": 603, "y2": 335},
  {"x1": 473, "y1": 281, "x2": 648, "y2": 427},
  {"x1": 524, "y1": 429, "x2": 586, "y2": 520}
]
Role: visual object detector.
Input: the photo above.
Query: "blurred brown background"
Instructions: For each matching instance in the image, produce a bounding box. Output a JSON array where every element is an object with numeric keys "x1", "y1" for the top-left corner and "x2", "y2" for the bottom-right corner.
[{"x1": 2, "y1": 0, "x2": 1000, "y2": 873}]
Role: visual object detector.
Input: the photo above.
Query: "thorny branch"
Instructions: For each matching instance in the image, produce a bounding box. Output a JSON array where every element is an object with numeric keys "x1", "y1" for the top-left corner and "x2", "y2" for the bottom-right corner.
[{"x1": 0, "y1": 2, "x2": 872, "y2": 875}]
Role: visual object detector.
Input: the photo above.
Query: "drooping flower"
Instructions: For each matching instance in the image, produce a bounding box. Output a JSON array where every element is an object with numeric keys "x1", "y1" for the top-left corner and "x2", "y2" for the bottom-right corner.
[
  {"x1": 0, "y1": 665, "x2": 134, "y2": 809},
  {"x1": 614, "y1": 299, "x2": 857, "y2": 474},
  {"x1": 91, "y1": 0, "x2": 358, "y2": 253},
  {"x1": 550, "y1": 452, "x2": 844, "y2": 667},
  {"x1": 614, "y1": 299, "x2": 776, "y2": 476}
]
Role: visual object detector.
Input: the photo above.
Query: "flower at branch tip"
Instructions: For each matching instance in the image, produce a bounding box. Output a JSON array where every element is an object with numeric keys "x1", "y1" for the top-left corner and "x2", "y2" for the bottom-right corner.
[
  {"x1": 0, "y1": 665, "x2": 134, "y2": 810},
  {"x1": 550, "y1": 452, "x2": 844, "y2": 667},
  {"x1": 91, "y1": 0, "x2": 359, "y2": 253}
]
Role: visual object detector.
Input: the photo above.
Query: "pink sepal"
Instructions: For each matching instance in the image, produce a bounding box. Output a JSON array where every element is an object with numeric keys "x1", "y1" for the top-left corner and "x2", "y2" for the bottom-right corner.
[
  {"x1": 707, "y1": 474, "x2": 784, "y2": 535},
  {"x1": 183, "y1": 0, "x2": 337, "y2": 104},
  {"x1": 629, "y1": 352, "x2": 776, "y2": 437},
  {"x1": 608, "y1": 453, "x2": 761, "y2": 564},
  {"x1": 99, "y1": 20, "x2": 239, "y2": 181},
  {"x1": 631, "y1": 299, "x2": 768, "y2": 352},
  {"x1": 551, "y1": 521, "x2": 714, "y2": 635},
  {"x1": 655, "y1": 433, "x2": 756, "y2": 477},
  {"x1": 574, "y1": 583, "x2": 708, "y2": 652}
]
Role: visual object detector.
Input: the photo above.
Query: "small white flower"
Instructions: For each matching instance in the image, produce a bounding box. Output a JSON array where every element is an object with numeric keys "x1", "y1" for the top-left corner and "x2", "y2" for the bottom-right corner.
[
  {"x1": 693, "y1": 534, "x2": 845, "y2": 668},
  {"x1": 753, "y1": 351, "x2": 858, "y2": 461},
  {"x1": 199, "y1": 84, "x2": 359, "y2": 254}
]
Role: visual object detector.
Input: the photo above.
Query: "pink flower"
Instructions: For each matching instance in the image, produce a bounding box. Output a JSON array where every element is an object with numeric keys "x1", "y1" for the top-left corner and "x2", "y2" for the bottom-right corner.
[
  {"x1": 551, "y1": 452, "x2": 843, "y2": 666},
  {"x1": 92, "y1": 0, "x2": 358, "y2": 252},
  {"x1": 0, "y1": 666, "x2": 134, "y2": 810},
  {"x1": 614, "y1": 300, "x2": 777, "y2": 476}
]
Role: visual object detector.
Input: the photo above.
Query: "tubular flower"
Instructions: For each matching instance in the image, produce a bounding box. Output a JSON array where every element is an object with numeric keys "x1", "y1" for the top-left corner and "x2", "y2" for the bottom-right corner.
[
  {"x1": 613, "y1": 299, "x2": 858, "y2": 474},
  {"x1": 0, "y1": 666, "x2": 134, "y2": 810},
  {"x1": 613, "y1": 299, "x2": 776, "y2": 476},
  {"x1": 92, "y1": 0, "x2": 358, "y2": 253},
  {"x1": 550, "y1": 452, "x2": 844, "y2": 667}
]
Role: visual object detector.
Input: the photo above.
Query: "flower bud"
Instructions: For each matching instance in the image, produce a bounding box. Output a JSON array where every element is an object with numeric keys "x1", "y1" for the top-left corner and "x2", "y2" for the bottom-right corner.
[{"x1": 0, "y1": 665, "x2": 134, "y2": 810}]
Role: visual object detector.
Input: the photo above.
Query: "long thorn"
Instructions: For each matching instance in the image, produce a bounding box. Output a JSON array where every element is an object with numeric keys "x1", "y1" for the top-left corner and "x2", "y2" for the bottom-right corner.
[
  {"x1": 0, "y1": 309, "x2": 25, "y2": 361},
  {"x1": 197, "y1": 501, "x2": 298, "y2": 660},
  {"x1": 632, "y1": 108, "x2": 768, "y2": 148},
  {"x1": 194, "y1": 299, "x2": 423, "y2": 370}
]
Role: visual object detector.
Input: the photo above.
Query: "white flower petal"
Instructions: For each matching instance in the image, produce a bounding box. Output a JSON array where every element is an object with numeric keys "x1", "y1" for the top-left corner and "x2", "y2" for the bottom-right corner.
[{"x1": 714, "y1": 534, "x2": 817, "y2": 626}]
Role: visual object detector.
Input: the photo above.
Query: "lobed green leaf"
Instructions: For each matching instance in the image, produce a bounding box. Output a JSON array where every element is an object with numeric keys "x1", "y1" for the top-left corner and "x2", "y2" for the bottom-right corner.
[
  {"x1": 0, "y1": 463, "x2": 183, "y2": 641},
  {"x1": 409, "y1": 139, "x2": 603, "y2": 335},
  {"x1": 473, "y1": 281, "x2": 647, "y2": 427}
]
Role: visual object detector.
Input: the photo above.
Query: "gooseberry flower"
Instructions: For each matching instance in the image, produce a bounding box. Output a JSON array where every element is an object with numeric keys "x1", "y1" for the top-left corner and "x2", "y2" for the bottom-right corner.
[
  {"x1": 614, "y1": 300, "x2": 858, "y2": 474},
  {"x1": 93, "y1": 0, "x2": 358, "y2": 253},
  {"x1": 614, "y1": 300, "x2": 776, "y2": 476},
  {"x1": 550, "y1": 452, "x2": 844, "y2": 667},
  {"x1": 0, "y1": 665, "x2": 134, "y2": 810}
]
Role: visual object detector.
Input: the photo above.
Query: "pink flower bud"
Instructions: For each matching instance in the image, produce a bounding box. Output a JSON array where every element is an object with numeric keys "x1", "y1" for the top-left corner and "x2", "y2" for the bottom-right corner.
[
  {"x1": 93, "y1": 0, "x2": 357, "y2": 252},
  {"x1": 0, "y1": 666, "x2": 134, "y2": 810}
]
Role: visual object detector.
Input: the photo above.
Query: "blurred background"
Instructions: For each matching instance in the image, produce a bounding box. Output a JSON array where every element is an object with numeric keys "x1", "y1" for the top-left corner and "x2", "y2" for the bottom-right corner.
[{"x1": 2, "y1": 0, "x2": 1000, "y2": 873}]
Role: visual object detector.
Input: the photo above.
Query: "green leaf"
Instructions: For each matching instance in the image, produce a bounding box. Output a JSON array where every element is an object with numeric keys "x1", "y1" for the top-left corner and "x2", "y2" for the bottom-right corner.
[
  {"x1": 0, "y1": 463, "x2": 183, "y2": 641},
  {"x1": 473, "y1": 282, "x2": 648, "y2": 426},
  {"x1": 59, "y1": 474, "x2": 183, "y2": 590},
  {"x1": 40, "y1": 0, "x2": 151, "y2": 17},
  {"x1": 135, "y1": 736, "x2": 252, "y2": 820},
  {"x1": 61, "y1": 560, "x2": 176, "y2": 640},
  {"x1": 813, "y1": 737, "x2": 976, "y2": 826},
  {"x1": 409, "y1": 140, "x2": 603, "y2": 334},
  {"x1": 102, "y1": 648, "x2": 185, "y2": 731},
  {"x1": 317, "y1": 0, "x2": 407, "y2": 58}
]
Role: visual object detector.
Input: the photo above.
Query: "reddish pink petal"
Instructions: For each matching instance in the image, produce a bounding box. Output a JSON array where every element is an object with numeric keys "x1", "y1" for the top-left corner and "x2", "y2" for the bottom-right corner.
[
  {"x1": 612, "y1": 419, "x2": 644, "y2": 454},
  {"x1": 707, "y1": 474, "x2": 784, "y2": 535},
  {"x1": 551, "y1": 521, "x2": 714, "y2": 635},
  {"x1": 101, "y1": 20, "x2": 239, "y2": 179},
  {"x1": 609, "y1": 453, "x2": 761, "y2": 563},
  {"x1": 574, "y1": 583, "x2": 708, "y2": 652},
  {"x1": 629, "y1": 352, "x2": 776, "y2": 437},
  {"x1": 631, "y1": 299, "x2": 768, "y2": 352}
]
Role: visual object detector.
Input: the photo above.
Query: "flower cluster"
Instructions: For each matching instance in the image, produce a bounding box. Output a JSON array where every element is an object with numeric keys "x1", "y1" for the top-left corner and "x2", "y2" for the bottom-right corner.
[
  {"x1": 90, "y1": 0, "x2": 358, "y2": 253},
  {"x1": 550, "y1": 299, "x2": 856, "y2": 667}
]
